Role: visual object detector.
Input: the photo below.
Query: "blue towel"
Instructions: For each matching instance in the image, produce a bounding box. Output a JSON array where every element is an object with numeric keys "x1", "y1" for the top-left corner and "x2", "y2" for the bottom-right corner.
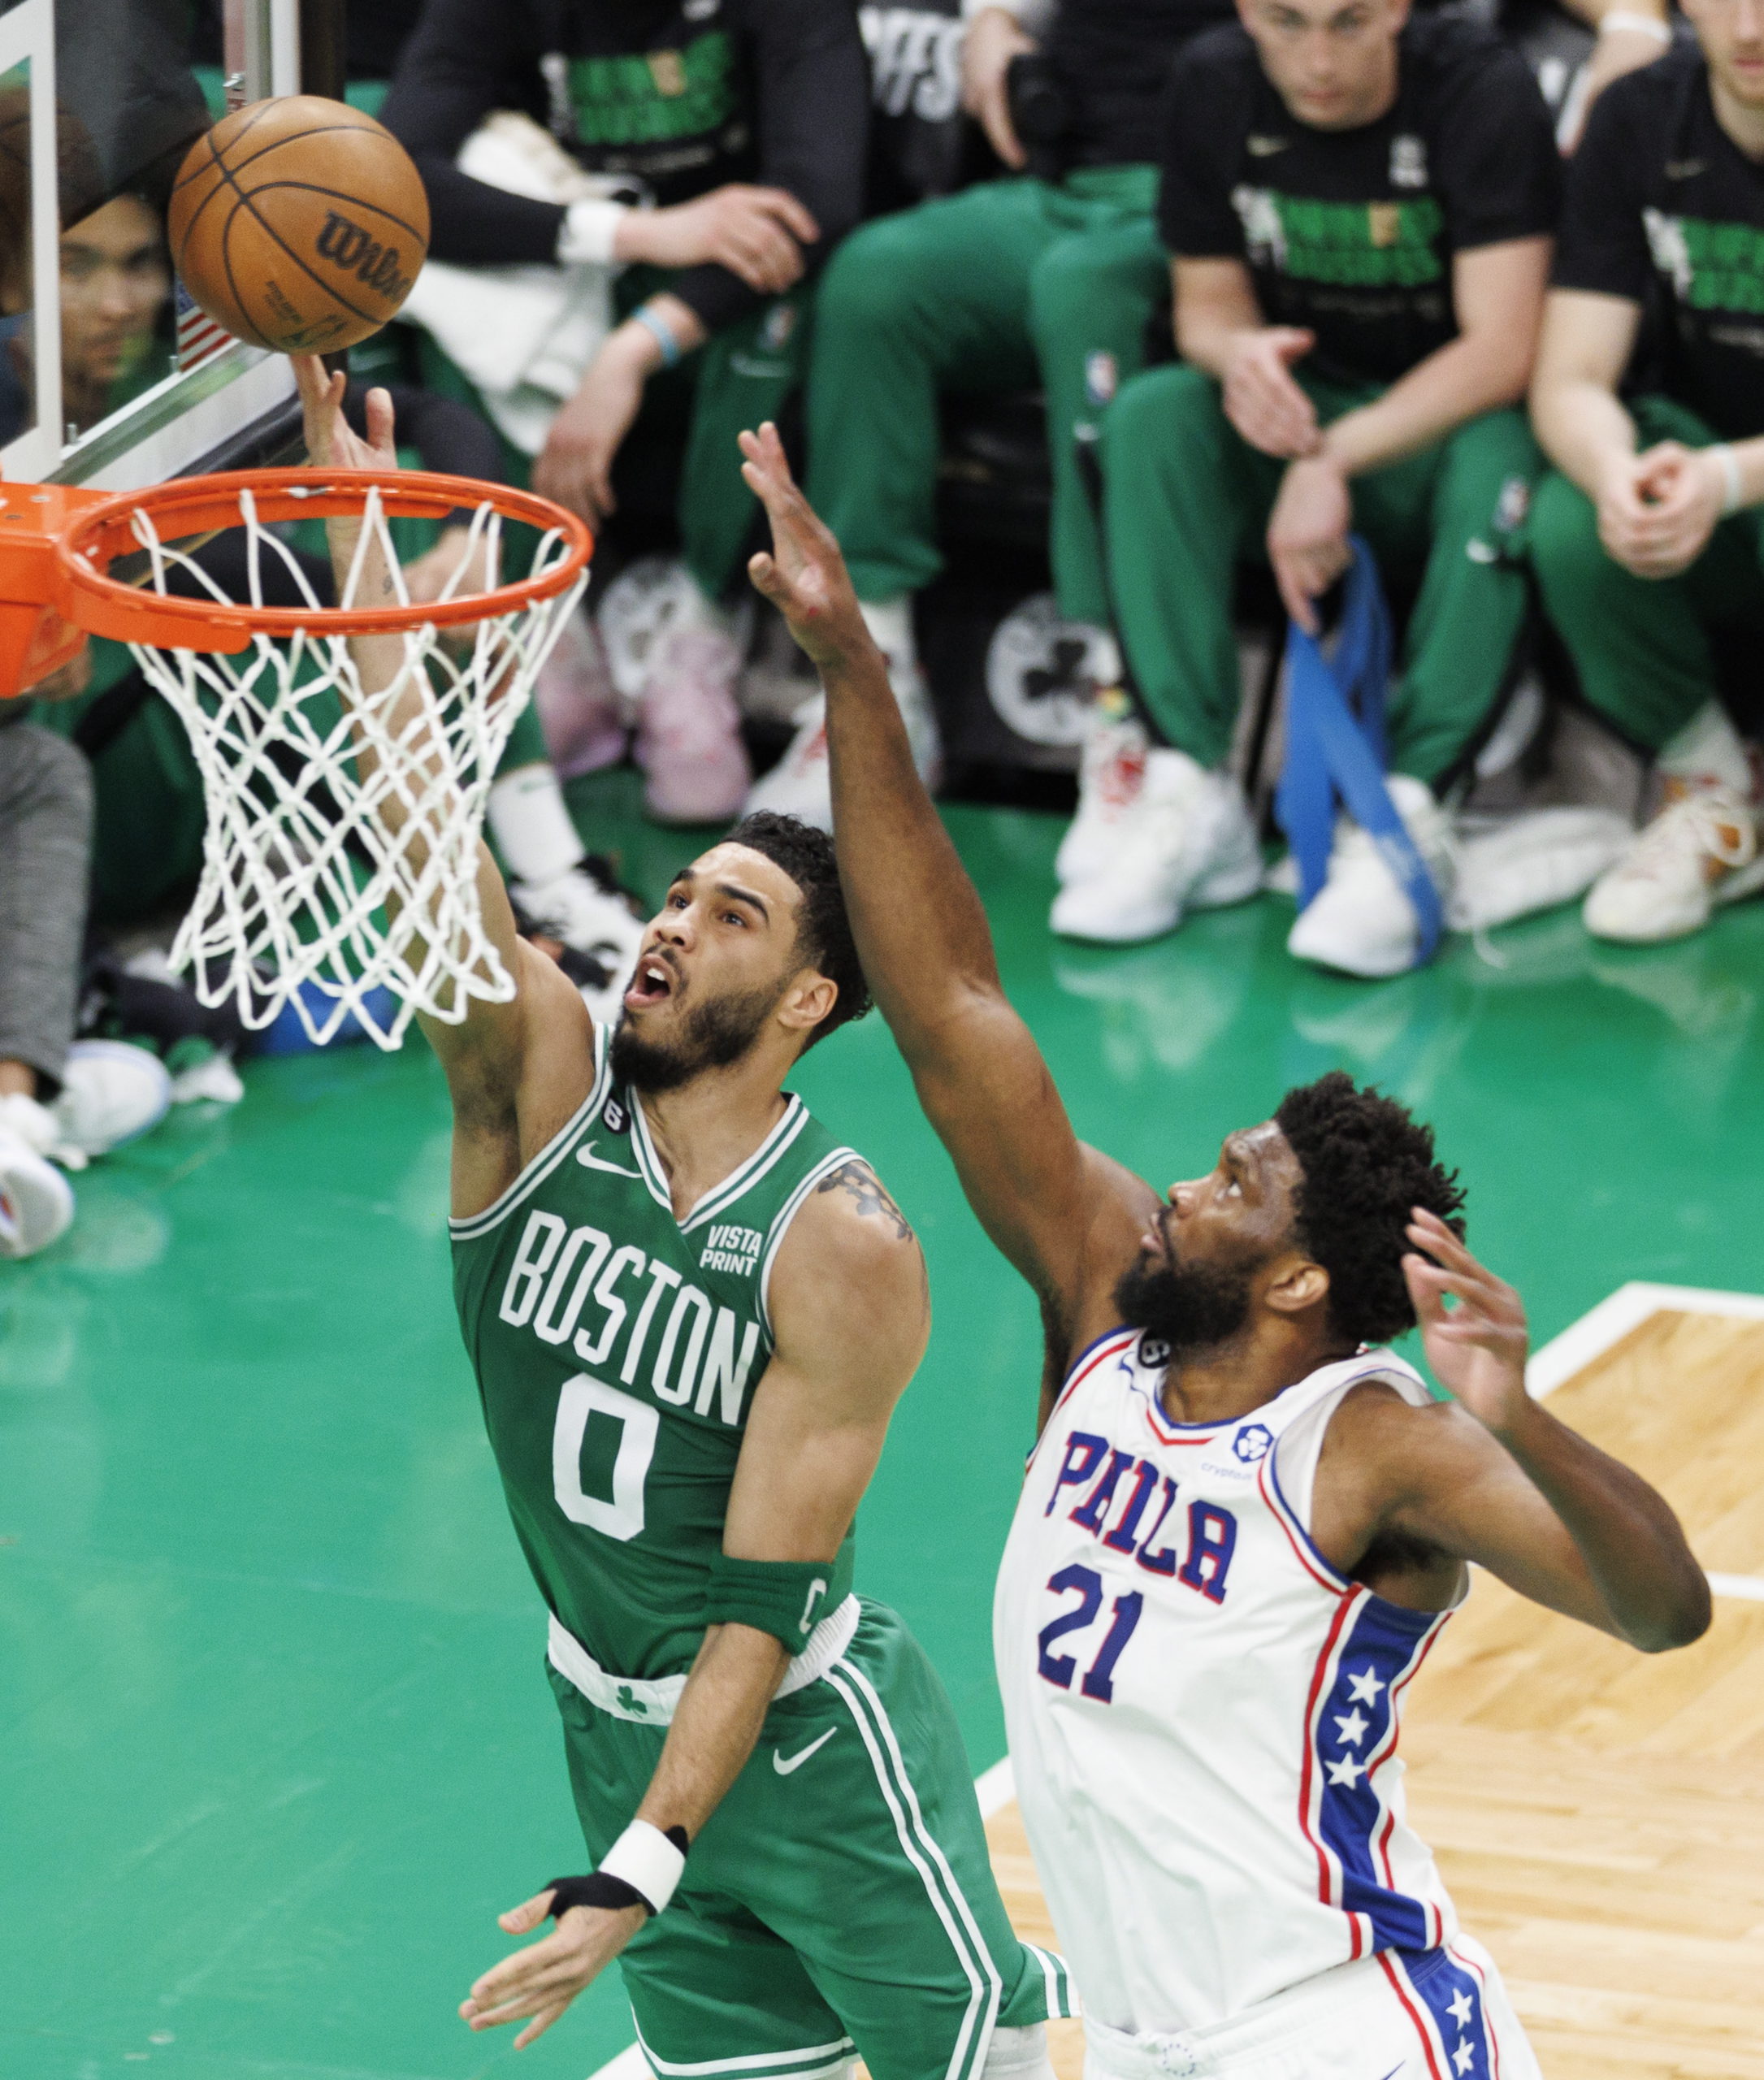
[{"x1": 1275, "y1": 540, "x2": 1444, "y2": 968}]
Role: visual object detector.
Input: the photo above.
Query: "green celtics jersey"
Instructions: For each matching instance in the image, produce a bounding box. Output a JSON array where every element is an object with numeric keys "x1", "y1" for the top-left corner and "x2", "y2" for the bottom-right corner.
[{"x1": 451, "y1": 1024, "x2": 857, "y2": 1680}]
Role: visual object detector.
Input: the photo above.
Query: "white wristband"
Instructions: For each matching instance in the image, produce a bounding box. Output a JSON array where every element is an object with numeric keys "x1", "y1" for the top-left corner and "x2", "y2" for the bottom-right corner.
[
  {"x1": 1598, "y1": 10, "x2": 1671, "y2": 38},
  {"x1": 558, "y1": 197, "x2": 631, "y2": 267},
  {"x1": 1709, "y1": 442, "x2": 1745, "y2": 515},
  {"x1": 599, "y1": 1820, "x2": 687, "y2": 1915}
]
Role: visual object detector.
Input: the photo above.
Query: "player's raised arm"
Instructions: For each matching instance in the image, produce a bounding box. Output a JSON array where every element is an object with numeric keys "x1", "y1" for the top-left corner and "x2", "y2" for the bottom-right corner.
[
  {"x1": 1322, "y1": 1212, "x2": 1710, "y2": 1653},
  {"x1": 740, "y1": 424, "x2": 1151, "y2": 1358},
  {"x1": 458, "y1": 1160, "x2": 929, "y2": 2048},
  {"x1": 293, "y1": 356, "x2": 590, "y2": 1216}
]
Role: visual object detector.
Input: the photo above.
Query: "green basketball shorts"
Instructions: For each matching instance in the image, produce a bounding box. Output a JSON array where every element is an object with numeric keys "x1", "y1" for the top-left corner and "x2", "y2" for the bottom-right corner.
[{"x1": 548, "y1": 1599, "x2": 1074, "y2": 2080}]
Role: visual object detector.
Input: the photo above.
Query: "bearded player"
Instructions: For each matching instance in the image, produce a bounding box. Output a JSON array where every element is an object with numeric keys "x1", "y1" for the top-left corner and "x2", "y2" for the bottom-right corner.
[
  {"x1": 294, "y1": 361, "x2": 1072, "y2": 2080},
  {"x1": 739, "y1": 421, "x2": 1711, "y2": 2080}
]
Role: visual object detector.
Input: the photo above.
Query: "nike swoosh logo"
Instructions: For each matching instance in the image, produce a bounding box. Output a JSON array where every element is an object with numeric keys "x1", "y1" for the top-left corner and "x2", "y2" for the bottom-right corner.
[
  {"x1": 1248, "y1": 135, "x2": 1289, "y2": 155},
  {"x1": 773, "y1": 1728, "x2": 837, "y2": 1775},
  {"x1": 577, "y1": 1140, "x2": 643, "y2": 1178},
  {"x1": 1666, "y1": 159, "x2": 1706, "y2": 178}
]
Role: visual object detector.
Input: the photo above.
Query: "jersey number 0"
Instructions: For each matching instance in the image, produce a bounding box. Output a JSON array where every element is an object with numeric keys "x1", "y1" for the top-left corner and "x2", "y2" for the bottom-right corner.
[{"x1": 553, "y1": 1375, "x2": 657, "y2": 1541}]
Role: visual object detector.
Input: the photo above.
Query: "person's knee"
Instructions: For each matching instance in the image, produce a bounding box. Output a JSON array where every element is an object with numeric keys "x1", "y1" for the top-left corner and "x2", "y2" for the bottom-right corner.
[
  {"x1": 1100, "y1": 362, "x2": 1220, "y2": 473},
  {"x1": 1528, "y1": 470, "x2": 1610, "y2": 599},
  {"x1": 817, "y1": 215, "x2": 941, "y2": 341},
  {"x1": 1026, "y1": 232, "x2": 1121, "y2": 341}
]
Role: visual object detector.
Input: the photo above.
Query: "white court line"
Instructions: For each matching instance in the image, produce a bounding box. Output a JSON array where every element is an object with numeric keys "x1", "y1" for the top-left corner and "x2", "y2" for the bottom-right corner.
[
  {"x1": 1527, "y1": 1280, "x2": 1764, "y2": 1399},
  {"x1": 585, "y1": 1281, "x2": 1764, "y2": 2080},
  {"x1": 1524, "y1": 1280, "x2": 1764, "y2": 1607},
  {"x1": 974, "y1": 1755, "x2": 1017, "y2": 1818},
  {"x1": 593, "y1": 2048, "x2": 652, "y2": 2080},
  {"x1": 1709, "y1": 1574, "x2": 1764, "y2": 1604}
]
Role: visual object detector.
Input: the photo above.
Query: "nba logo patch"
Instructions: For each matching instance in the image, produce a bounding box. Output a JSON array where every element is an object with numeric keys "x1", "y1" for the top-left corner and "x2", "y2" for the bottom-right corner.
[
  {"x1": 1233, "y1": 1423, "x2": 1274, "y2": 1463},
  {"x1": 603, "y1": 1098, "x2": 627, "y2": 1134},
  {"x1": 1085, "y1": 351, "x2": 1117, "y2": 407},
  {"x1": 1389, "y1": 135, "x2": 1427, "y2": 188},
  {"x1": 1138, "y1": 1334, "x2": 1171, "y2": 1369},
  {"x1": 763, "y1": 302, "x2": 798, "y2": 353}
]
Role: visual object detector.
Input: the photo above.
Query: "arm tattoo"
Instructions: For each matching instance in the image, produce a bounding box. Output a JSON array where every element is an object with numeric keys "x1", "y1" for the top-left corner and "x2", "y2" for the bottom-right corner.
[{"x1": 816, "y1": 1159, "x2": 912, "y2": 1242}]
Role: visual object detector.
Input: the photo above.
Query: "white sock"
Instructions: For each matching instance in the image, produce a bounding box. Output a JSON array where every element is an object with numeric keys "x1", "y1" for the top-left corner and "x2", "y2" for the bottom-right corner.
[
  {"x1": 981, "y1": 2024, "x2": 1056, "y2": 2080},
  {"x1": 859, "y1": 596, "x2": 915, "y2": 670},
  {"x1": 1658, "y1": 699, "x2": 1753, "y2": 797},
  {"x1": 486, "y1": 763, "x2": 586, "y2": 887}
]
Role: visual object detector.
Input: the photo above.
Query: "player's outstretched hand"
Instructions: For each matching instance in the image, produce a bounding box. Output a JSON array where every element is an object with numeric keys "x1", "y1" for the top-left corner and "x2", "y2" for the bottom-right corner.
[
  {"x1": 740, "y1": 422, "x2": 869, "y2": 670},
  {"x1": 1402, "y1": 1208, "x2": 1530, "y2": 1436},
  {"x1": 460, "y1": 1886, "x2": 645, "y2": 2049},
  {"x1": 293, "y1": 353, "x2": 396, "y2": 473}
]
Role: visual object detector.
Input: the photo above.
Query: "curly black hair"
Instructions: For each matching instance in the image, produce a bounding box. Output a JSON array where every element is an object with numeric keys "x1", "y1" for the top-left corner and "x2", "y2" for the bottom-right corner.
[
  {"x1": 1274, "y1": 1072, "x2": 1466, "y2": 1350},
  {"x1": 723, "y1": 811, "x2": 873, "y2": 1048}
]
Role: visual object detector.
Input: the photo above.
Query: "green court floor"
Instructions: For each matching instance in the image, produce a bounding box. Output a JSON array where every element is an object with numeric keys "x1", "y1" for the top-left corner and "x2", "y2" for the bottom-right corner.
[{"x1": 5, "y1": 783, "x2": 1763, "y2": 2080}]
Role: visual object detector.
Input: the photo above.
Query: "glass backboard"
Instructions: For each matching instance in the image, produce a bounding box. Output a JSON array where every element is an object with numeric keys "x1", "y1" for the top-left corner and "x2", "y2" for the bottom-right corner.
[{"x1": 0, "y1": 0, "x2": 340, "y2": 496}]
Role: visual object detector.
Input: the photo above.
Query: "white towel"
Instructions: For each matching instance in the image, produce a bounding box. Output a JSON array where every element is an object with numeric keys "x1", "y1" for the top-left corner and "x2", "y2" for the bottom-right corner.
[{"x1": 400, "y1": 113, "x2": 634, "y2": 455}]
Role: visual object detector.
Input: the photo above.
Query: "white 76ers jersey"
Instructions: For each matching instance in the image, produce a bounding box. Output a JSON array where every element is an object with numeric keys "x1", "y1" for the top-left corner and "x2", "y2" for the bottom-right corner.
[{"x1": 995, "y1": 1328, "x2": 1463, "y2": 2035}]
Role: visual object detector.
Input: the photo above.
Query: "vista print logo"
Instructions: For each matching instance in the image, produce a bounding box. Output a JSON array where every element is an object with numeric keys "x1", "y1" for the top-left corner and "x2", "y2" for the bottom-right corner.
[{"x1": 603, "y1": 1098, "x2": 628, "y2": 1134}]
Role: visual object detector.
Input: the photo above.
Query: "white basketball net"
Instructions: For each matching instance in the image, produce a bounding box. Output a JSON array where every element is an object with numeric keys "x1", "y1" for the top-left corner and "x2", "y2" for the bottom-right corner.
[{"x1": 121, "y1": 483, "x2": 587, "y2": 1050}]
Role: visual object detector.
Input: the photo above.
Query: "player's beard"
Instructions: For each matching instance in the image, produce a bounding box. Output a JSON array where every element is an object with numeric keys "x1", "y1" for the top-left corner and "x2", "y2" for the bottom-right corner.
[
  {"x1": 1113, "y1": 1246, "x2": 1255, "y2": 1359},
  {"x1": 610, "y1": 978, "x2": 785, "y2": 1093}
]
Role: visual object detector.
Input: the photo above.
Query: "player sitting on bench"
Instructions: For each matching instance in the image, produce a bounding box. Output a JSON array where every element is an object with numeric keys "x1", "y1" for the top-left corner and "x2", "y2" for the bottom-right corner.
[
  {"x1": 1071, "y1": 0, "x2": 1558, "y2": 973},
  {"x1": 763, "y1": 0, "x2": 1237, "y2": 830},
  {"x1": 1528, "y1": 0, "x2": 1764, "y2": 947},
  {"x1": 383, "y1": 0, "x2": 869, "y2": 826}
]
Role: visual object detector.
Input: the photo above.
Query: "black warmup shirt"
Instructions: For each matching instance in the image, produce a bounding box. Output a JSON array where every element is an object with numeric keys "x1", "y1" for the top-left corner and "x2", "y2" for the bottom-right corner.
[
  {"x1": 1159, "y1": 15, "x2": 1560, "y2": 385},
  {"x1": 1045, "y1": 0, "x2": 1237, "y2": 167},
  {"x1": 1554, "y1": 48, "x2": 1764, "y2": 440},
  {"x1": 380, "y1": 0, "x2": 869, "y2": 334}
]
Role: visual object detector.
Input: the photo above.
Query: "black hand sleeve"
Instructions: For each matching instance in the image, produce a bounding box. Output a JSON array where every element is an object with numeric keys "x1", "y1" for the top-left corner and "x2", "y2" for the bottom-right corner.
[
  {"x1": 1432, "y1": 46, "x2": 1562, "y2": 254},
  {"x1": 1156, "y1": 32, "x2": 1251, "y2": 260},
  {"x1": 1551, "y1": 84, "x2": 1651, "y2": 301},
  {"x1": 668, "y1": 0, "x2": 872, "y2": 335},
  {"x1": 380, "y1": 0, "x2": 568, "y2": 267}
]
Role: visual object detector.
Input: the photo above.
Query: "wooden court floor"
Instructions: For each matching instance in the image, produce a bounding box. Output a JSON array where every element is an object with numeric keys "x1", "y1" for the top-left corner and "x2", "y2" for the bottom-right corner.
[{"x1": 983, "y1": 1306, "x2": 1764, "y2": 2080}]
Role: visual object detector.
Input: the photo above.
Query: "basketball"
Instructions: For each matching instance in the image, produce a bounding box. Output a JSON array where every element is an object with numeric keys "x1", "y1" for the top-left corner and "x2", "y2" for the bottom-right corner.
[{"x1": 168, "y1": 96, "x2": 429, "y2": 356}]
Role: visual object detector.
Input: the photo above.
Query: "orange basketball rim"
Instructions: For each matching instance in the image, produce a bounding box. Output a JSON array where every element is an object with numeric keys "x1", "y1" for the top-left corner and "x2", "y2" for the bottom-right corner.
[{"x1": 0, "y1": 468, "x2": 595, "y2": 694}]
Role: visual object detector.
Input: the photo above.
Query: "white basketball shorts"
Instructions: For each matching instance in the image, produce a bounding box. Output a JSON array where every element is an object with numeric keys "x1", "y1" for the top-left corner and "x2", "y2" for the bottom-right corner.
[{"x1": 1081, "y1": 1937, "x2": 1541, "y2": 2080}]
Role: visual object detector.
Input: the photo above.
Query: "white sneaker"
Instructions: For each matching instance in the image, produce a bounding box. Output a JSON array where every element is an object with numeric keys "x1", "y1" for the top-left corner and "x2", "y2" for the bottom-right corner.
[
  {"x1": 0, "y1": 1116, "x2": 74, "y2": 1259},
  {"x1": 52, "y1": 1041, "x2": 172, "y2": 1159},
  {"x1": 745, "y1": 661, "x2": 943, "y2": 833},
  {"x1": 533, "y1": 602, "x2": 626, "y2": 779},
  {"x1": 1049, "y1": 746, "x2": 1261, "y2": 944},
  {"x1": 598, "y1": 556, "x2": 700, "y2": 708},
  {"x1": 1287, "y1": 774, "x2": 1454, "y2": 978},
  {"x1": 1583, "y1": 783, "x2": 1764, "y2": 943},
  {"x1": 1055, "y1": 704, "x2": 1149, "y2": 889},
  {"x1": 509, "y1": 865, "x2": 647, "y2": 1015},
  {"x1": 635, "y1": 622, "x2": 752, "y2": 826},
  {"x1": 1448, "y1": 808, "x2": 1634, "y2": 934}
]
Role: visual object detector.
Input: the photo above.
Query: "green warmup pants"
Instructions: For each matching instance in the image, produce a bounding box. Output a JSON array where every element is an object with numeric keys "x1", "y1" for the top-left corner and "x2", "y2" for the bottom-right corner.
[
  {"x1": 1529, "y1": 395, "x2": 1764, "y2": 752},
  {"x1": 1100, "y1": 363, "x2": 1541, "y2": 787},
  {"x1": 626, "y1": 275, "x2": 817, "y2": 599},
  {"x1": 553, "y1": 1601, "x2": 1073, "y2": 2080},
  {"x1": 807, "y1": 167, "x2": 1167, "y2": 622}
]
